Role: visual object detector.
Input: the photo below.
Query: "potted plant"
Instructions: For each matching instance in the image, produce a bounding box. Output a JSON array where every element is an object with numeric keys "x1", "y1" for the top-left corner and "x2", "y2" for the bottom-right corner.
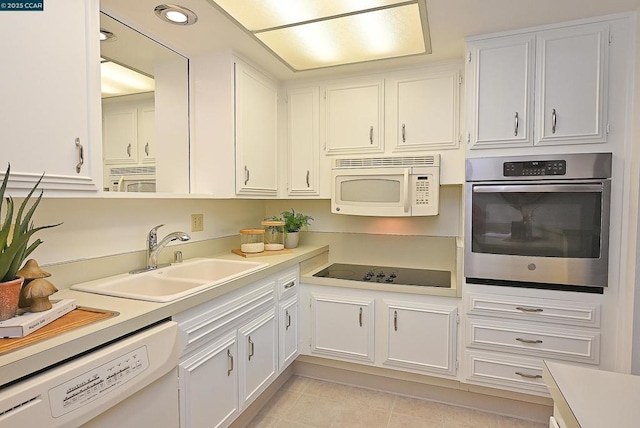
[
  {"x1": 0, "y1": 164, "x2": 61, "y2": 320},
  {"x1": 280, "y1": 209, "x2": 313, "y2": 249}
]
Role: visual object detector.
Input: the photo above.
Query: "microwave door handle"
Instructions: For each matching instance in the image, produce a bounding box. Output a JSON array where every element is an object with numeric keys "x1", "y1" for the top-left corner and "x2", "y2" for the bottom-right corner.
[
  {"x1": 473, "y1": 184, "x2": 604, "y2": 193},
  {"x1": 403, "y1": 168, "x2": 410, "y2": 213}
]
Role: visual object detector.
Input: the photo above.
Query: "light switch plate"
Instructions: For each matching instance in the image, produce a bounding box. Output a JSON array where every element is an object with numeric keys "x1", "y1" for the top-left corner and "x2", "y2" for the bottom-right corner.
[{"x1": 191, "y1": 214, "x2": 203, "y2": 232}]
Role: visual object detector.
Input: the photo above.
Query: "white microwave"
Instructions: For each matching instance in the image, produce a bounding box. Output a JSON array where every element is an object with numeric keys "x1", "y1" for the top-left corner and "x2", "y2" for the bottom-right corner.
[{"x1": 331, "y1": 155, "x2": 440, "y2": 217}]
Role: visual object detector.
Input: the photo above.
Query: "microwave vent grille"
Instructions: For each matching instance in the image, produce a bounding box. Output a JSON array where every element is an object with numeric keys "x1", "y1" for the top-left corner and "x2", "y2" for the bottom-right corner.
[
  {"x1": 109, "y1": 166, "x2": 156, "y2": 176},
  {"x1": 335, "y1": 156, "x2": 439, "y2": 168}
]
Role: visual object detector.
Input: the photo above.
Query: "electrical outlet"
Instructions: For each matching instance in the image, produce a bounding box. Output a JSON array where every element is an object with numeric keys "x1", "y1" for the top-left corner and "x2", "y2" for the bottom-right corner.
[{"x1": 191, "y1": 214, "x2": 204, "y2": 232}]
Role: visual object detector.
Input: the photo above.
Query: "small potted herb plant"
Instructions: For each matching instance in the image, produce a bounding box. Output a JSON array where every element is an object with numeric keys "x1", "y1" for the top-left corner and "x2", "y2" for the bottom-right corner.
[{"x1": 280, "y1": 209, "x2": 313, "y2": 249}]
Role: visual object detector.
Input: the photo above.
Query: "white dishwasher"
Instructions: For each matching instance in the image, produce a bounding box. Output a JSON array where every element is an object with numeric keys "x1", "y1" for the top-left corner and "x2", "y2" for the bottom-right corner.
[{"x1": 0, "y1": 320, "x2": 179, "y2": 427}]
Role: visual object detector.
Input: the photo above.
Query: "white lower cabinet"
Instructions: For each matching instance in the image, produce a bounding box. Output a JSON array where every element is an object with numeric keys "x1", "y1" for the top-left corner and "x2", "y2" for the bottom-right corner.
[
  {"x1": 462, "y1": 288, "x2": 602, "y2": 396},
  {"x1": 174, "y1": 265, "x2": 300, "y2": 428},
  {"x1": 178, "y1": 333, "x2": 238, "y2": 428},
  {"x1": 383, "y1": 301, "x2": 458, "y2": 377},
  {"x1": 310, "y1": 294, "x2": 375, "y2": 363},
  {"x1": 279, "y1": 296, "x2": 299, "y2": 369},
  {"x1": 238, "y1": 308, "x2": 277, "y2": 406},
  {"x1": 301, "y1": 284, "x2": 460, "y2": 380}
]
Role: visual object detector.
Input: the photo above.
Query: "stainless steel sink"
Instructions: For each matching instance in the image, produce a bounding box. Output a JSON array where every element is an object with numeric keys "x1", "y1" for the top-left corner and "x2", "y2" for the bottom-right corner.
[{"x1": 71, "y1": 258, "x2": 269, "y2": 302}]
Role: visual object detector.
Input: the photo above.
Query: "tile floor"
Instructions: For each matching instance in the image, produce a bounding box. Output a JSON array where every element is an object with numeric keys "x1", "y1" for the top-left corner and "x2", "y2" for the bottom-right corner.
[{"x1": 248, "y1": 376, "x2": 548, "y2": 428}]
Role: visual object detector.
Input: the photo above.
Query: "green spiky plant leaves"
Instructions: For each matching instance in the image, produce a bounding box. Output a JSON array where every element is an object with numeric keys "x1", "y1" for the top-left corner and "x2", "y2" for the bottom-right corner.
[{"x1": 0, "y1": 164, "x2": 61, "y2": 282}]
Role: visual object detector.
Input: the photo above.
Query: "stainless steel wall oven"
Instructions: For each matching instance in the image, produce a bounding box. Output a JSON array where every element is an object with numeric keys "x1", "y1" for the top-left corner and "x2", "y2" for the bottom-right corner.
[{"x1": 465, "y1": 153, "x2": 612, "y2": 292}]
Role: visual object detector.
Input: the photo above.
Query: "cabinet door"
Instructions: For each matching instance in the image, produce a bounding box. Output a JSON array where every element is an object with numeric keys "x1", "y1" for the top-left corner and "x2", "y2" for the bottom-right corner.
[
  {"x1": 0, "y1": 0, "x2": 100, "y2": 191},
  {"x1": 384, "y1": 301, "x2": 458, "y2": 377},
  {"x1": 535, "y1": 23, "x2": 609, "y2": 145},
  {"x1": 467, "y1": 34, "x2": 535, "y2": 149},
  {"x1": 178, "y1": 333, "x2": 238, "y2": 428},
  {"x1": 238, "y1": 308, "x2": 277, "y2": 408},
  {"x1": 279, "y1": 296, "x2": 299, "y2": 370},
  {"x1": 311, "y1": 294, "x2": 375, "y2": 362},
  {"x1": 393, "y1": 70, "x2": 460, "y2": 151},
  {"x1": 325, "y1": 80, "x2": 384, "y2": 154},
  {"x1": 235, "y1": 61, "x2": 278, "y2": 196},
  {"x1": 103, "y1": 108, "x2": 138, "y2": 164},
  {"x1": 287, "y1": 87, "x2": 320, "y2": 196},
  {"x1": 139, "y1": 106, "x2": 156, "y2": 164}
]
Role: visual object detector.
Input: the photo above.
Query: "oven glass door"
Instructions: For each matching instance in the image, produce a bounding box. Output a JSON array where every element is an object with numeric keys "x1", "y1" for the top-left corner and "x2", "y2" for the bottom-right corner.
[{"x1": 470, "y1": 182, "x2": 606, "y2": 259}]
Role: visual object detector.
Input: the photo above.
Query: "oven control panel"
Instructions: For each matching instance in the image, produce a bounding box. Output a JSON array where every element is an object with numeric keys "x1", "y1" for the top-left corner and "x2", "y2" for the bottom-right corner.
[{"x1": 503, "y1": 160, "x2": 566, "y2": 177}]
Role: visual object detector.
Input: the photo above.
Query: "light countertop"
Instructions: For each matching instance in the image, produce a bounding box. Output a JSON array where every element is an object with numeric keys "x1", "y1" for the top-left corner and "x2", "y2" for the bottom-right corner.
[
  {"x1": 543, "y1": 360, "x2": 640, "y2": 427},
  {"x1": 0, "y1": 245, "x2": 328, "y2": 388}
]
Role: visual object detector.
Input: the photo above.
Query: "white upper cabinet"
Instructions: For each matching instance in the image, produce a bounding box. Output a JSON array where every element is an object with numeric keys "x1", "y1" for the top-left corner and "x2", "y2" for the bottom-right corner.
[
  {"x1": 467, "y1": 35, "x2": 535, "y2": 149},
  {"x1": 389, "y1": 68, "x2": 461, "y2": 152},
  {"x1": 235, "y1": 60, "x2": 278, "y2": 196},
  {"x1": 325, "y1": 79, "x2": 384, "y2": 154},
  {"x1": 467, "y1": 21, "x2": 611, "y2": 150},
  {"x1": 0, "y1": 0, "x2": 101, "y2": 192},
  {"x1": 286, "y1": 87, "x2": 320, "y2": 196},
  {"x1": 535, "y1": 23, "x2": 609, "y2": 145}
]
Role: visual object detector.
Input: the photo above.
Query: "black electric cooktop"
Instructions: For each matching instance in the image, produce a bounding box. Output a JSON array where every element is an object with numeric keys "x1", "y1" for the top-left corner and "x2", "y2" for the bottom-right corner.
[{"x1": 313, "y1": 263, "x2": 451, "y2": 288}]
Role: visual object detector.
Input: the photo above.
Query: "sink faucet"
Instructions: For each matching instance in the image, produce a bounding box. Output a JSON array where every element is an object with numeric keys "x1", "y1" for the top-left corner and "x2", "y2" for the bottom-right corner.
[{"x1": 131, "y1": 224, "x2": 191, "y2": 274}]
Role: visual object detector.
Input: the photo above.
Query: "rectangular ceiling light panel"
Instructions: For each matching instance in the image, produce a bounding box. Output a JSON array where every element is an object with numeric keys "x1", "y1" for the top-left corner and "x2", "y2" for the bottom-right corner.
[
  {"x1": 211, "y1": 0, "x2": 412, "y2": 30},
  {"x1": 208, "y1": 0, "x2": 431, "y2": 71},
  {"x1": 256, "y1": 4, "x2": 425, "y2": 70}
]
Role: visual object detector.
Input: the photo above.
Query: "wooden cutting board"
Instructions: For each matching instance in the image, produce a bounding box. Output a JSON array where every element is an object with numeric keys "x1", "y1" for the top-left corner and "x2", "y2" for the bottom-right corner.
[{"x1": 0, "y1": 307, "x2": 117, "y2": 355}]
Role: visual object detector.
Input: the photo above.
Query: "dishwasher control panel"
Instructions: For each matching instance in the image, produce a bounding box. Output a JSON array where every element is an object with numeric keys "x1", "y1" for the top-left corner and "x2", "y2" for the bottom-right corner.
[{"x1": 48, "y1": 345, "x2": 150, "y2": 417}]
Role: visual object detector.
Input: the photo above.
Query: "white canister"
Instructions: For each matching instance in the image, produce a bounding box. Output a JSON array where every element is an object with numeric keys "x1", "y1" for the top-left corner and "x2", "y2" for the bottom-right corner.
[{"x1": 239, "y1": 228, "x2": 265, "y2": 253}]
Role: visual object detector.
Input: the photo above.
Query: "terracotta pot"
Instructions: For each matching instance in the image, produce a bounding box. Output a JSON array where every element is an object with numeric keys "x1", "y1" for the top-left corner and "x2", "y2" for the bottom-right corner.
[
  {"x1": 0, "y1": 277, "x2": 24, "y2": 321},
  {"x1": 284, "y1": 231, "x2": 299, "y2": 249}
]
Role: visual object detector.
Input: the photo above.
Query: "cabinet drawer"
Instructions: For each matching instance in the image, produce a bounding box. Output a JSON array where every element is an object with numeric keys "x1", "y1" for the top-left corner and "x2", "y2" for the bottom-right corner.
[
  {"x1": 466, "y1": 318, "x2": 599, "y2": 364},
  {"x1": 465, "y1": 350, "x2": 548, "y2": 396},
  {"x1": 466, "y1": 293, "x2": 600, "y2": 327},
  {"x1": 277, "y1": 266, "x2": 299, "y2": 301}
]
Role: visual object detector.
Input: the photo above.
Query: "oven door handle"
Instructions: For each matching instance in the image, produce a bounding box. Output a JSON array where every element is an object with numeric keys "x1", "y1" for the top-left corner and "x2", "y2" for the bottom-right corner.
[{"x1": 473, "y1": 184, "x2": 604, "y2": 193}]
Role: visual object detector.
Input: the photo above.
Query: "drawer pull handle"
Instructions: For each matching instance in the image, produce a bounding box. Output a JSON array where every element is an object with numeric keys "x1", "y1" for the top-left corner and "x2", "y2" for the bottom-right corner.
[
  {"x1": 359, "y1": 307, "x2": 363, "y2": 327},
  {"x1": 394, "y1": 310, "x2": 398, "y2": 331},
  {"x1": 514, "y1": 112, "x2": 519, "y2": 136},
  {"x1": 551, "y1": 108, "x2": 557, "y2": 134},
  {"x1": 516, "y1": 337, "x2": 543, "y2": 344},
  {"x1": 369, "y1": 126, "x2": 374, "y2": 144},
  {"x1": 284, "y1": 280, "x2": 296, "y2": 289},
  {"x1": 248, "y1": 336, "x2": 254, "y2": 361},
  {"x1": 227, "y1": 349, "x2": 234, "y2": 376},
  {"x1": 402, "y1": 123, "x2": 406, "y2": 142},
  {"x1": 515, "y1": 371, "x2": 542, "y2": 379},
  {"x1": 515, "y1": 306, "x2": 543, "y2": 313}
]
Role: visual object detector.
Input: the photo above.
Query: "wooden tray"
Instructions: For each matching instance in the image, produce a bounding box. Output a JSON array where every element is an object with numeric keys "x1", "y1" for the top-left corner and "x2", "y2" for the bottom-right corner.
[
  {"x1": 0, "y1": 307, "x2": 118, "y2": 355},
  {"x1": 232, "y1": 248, "x2": 292, "y2": 258}
]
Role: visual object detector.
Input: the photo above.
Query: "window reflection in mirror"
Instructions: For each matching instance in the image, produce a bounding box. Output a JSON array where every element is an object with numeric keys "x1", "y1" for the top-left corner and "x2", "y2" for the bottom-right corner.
[{"x1": 99, "y1": 12, "x2": 190, "y2": 194}]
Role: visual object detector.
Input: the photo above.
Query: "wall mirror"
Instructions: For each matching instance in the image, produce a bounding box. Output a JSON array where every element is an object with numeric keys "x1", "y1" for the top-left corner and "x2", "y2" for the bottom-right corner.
[{"x1": 100, "y1": 11, "x2": 190, "y2": 194}]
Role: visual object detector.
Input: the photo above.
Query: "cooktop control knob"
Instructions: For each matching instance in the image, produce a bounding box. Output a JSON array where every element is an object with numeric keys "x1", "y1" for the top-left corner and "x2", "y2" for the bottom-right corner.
[
  {"x1": 389, "y1": 273, "x2": 397, "y2": 279},
  {"x1": 385, "y1": 277, "x2": 394, "y2": 283}
]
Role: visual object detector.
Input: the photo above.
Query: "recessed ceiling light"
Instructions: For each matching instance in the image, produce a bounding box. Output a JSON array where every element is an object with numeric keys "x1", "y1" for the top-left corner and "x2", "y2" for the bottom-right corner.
[
  {"x1": 154, "y1": 4, "x2": 198, "y2": 25},
  {"x1": 100, "y1": 29, "x2": 117, "y2": 42}
]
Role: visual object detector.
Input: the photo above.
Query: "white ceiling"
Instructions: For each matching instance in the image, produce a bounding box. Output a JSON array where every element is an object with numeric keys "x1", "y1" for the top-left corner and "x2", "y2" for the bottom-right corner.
[{"x1": 100, "y1": 0, "x2": 640, "y2": 82}]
